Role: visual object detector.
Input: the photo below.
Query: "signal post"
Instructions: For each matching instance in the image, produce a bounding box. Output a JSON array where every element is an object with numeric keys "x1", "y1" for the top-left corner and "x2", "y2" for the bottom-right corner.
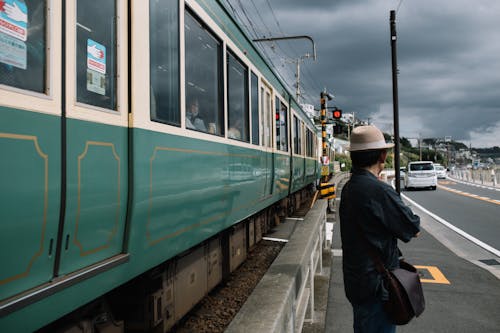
[{"x1": 319, "y1": 91, "x2": 335, "y2": 200}]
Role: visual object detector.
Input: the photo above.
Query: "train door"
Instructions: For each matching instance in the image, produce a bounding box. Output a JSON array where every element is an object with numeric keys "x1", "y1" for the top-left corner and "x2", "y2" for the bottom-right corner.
[
  {"x1": 0, "y1": 1, "x2": 62, "y2": 301},
  {"x1": 57, "y1": 1, "x2": 129, "y2": 275},
  {"x1": 294, "y1": 117, "x2": 306, "y2": 188},
  {"x1": 261, "y1": 81, "x2": 274, "y2": 196}
]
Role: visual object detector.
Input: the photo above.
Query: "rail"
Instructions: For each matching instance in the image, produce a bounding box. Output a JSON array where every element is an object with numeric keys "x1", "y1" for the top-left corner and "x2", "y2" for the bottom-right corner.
[{"x1": 225, "y1": 199, "x2": 328, "y2": 333}]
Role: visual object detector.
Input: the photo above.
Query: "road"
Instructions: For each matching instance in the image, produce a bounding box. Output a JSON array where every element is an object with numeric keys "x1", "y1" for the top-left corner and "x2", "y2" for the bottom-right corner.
[{"x1": 401, "y1": 178, "x2": 500, "y2": 254}]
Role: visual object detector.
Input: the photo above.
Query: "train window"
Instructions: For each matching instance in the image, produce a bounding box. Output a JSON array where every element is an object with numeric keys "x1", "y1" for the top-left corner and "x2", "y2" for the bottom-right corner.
[
  {"x1": 275, "y1": 97, "x2": 288, "y2": 152},
  {"x1": 306, "y1": 129, "x2": 312, "y2": 157},
  {"x1": 150, "y1": 0, "x2": 180, "y2": 126},
  {"x1": 250, "y1": 72, "x2": 259, "y2": 145},
  {"x1": 312, "y1": 131, "x2": 316, "y2": 158},
  {"x1": 305, "y1": 129, "x2": 309, "y2": 157},
  {"x1": 261, "y1": 85, "x2": 272, "y2": 148},
  {"x1": 227, "y1": 49, "x2": 249, "y2": 142},
  {"x1": 185, "y1": 9, "x2": 223, "y2": 136},
  {"x1": 0, "y1": 0, "x2": 46, "y2": 93},
  {"x1": 293, "y1": 115, "x2": 301, "y2": 155},
  {"x1": 76, "y1": 0, "x2": 117, "y2": 110}
]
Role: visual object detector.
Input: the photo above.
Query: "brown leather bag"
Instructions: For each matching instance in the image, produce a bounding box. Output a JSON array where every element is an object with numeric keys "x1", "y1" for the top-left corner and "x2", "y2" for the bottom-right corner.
[
  {"x1": 380, "y1": 259, "x2": 425, "y2": 325},
  {"x1": 355, "y1": 225, "x2": 425, "y2": 325}
]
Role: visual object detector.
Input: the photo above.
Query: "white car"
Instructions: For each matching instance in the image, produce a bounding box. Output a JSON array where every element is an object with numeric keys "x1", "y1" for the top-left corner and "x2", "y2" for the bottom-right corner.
[
  {"x1": 434, "y1": 165, "x2": 447, "y2": 179},
  {"x1": 404, "y1": 161, "x2": 437, "y2": 190}
]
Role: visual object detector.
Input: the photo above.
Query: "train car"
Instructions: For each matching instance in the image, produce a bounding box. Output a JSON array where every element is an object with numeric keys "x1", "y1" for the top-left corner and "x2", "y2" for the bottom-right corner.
[{"x1": 0, "y1": 1, "x2": 321, "y2": 332}]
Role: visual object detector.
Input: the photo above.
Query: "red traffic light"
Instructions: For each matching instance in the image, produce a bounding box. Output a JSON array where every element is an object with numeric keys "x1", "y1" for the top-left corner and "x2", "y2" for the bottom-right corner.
[{"x1": 332, "y1": 109, "x2": 342, "y2": 119}]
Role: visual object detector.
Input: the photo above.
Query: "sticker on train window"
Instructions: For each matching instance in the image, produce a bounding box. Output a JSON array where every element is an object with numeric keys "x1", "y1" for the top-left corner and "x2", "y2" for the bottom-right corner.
[
  {"x1": 0, "y1": 0, "x2": 28, "y2": 41},
  {"x1": 0, "y1": 31, "x2": 26, "y2": 69},
  {"x1": 87, "y1": 39, "x2": 106, "y2": 74},
  {"x1": 86, "y1": 68, "x2": 105, "y2": 95}
]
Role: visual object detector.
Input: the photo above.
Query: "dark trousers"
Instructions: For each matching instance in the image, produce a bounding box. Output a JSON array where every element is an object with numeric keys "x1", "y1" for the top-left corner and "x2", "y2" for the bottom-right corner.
[{"x1": 352, "y1": 299, "x2": 396, "y2": 333}]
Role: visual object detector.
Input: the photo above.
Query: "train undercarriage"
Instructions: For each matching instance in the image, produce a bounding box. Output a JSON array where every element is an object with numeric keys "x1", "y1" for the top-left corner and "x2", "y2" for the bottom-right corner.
[{"x1": 37, "y1": 186, "x2": 315, "y2": 333}]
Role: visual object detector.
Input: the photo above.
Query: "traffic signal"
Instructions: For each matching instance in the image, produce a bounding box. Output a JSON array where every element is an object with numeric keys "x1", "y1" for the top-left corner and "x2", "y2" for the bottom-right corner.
[
  {"x1": 332, "y1": 108, "x2": 342, "y2": 119},
  {"x1": 333, "y1": 124, "x2": 343, "y2": 134}
]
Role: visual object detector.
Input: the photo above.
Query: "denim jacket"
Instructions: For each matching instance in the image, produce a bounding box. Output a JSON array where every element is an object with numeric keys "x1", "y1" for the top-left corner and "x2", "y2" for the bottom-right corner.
[{"x1": 339, "y1": 168, "x2": 420, "y2": 304}]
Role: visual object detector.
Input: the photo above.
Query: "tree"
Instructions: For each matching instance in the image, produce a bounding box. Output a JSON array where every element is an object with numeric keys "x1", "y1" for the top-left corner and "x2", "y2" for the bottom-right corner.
[
  {"x1": 400, "y1": 137, "x2": 412, "y2": 148},
  {"x1": 335, "y1": 153, "x2": 352, "y2": 171}
]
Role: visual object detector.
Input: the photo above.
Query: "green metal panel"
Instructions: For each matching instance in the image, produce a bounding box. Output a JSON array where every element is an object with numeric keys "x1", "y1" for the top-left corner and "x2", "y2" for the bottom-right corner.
[
  {"x1": 0, "y1": 107, "x2": 61, "y2": 301},
  {"x1": 126, "y1": 129, "x2": 272, "y2": 268},
  {"x1": 306, "y1": 158, "x2": 318, "y2": 185},
  {"x1": 291, "y1": 156, "x2": 305, "y2": 193},
  {"x1": 58, "y1": 119, "x2": 128, "y2": 275},
  {"x1": 274, "y1": 154, "x2": 290, "y2": 197}
]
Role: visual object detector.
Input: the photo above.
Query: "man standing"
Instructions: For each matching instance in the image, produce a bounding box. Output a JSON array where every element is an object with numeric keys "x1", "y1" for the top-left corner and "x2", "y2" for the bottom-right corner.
[{"x1": 339, "y1": 125, "x2": 421, "y2": 332}]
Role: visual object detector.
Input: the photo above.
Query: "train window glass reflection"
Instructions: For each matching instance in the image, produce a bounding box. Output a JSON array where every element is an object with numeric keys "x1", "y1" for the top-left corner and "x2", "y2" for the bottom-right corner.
[
  {"x1": 76, "y1": 0, "x2": 117, "y2": 110},
  {"x1": 185, "y1": 10, "x2": 223, "y2": 135},
  {"x1": 261, "y1": 86, "x2": 272, "y2": 148},
  {"x1": 227, "y1": 49, "x2": 249, "y2": 142},
  {"x1": 305, "y1": 129, "x2": 309, "y2": 157},
  {"x1": 293, "y1": 115, "x2": 300, "y2": 155},
  {"x1": 275, "y1": 98, "x2": 288, "y2": 152},
  {"x1": 150, "y1": 0, "x2": 180, "y2": 125},
  {"x1": 306, "y1": 129, "x2": 312, "y2": 157},
  {"x1": 250, "y1": 72, "x2": 259, "y2": 145},
  {"x1": 0, "y1": 0, "x2": 46, "y2": 93},
  {"x1": 298, "y1": 121, "x2": 303, "y2": 155},
  {"x1": 310, "y1": 130, "x2": 314, "y2": 157}
]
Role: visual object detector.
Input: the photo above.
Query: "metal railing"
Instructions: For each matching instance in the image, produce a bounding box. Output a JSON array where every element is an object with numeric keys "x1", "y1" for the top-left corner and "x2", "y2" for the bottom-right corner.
[{"x1": 450, "y1": 168, "x2": 498, "y2": 187}]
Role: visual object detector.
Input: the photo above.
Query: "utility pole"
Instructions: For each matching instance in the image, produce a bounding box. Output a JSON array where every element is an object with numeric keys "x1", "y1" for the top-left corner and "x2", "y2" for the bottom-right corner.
[
  {"x1": 419, "y1": 133, "x2": 422, "y2": 160},
  {"x1": 390, "y1": 10, "x2": 401, "y2": 194},
  {"x1": 347, "y1": 112, "x2": 355, "y2": 145},
  {"x1": 285, "y1": 56, "x2": 310, "y2": 103}
]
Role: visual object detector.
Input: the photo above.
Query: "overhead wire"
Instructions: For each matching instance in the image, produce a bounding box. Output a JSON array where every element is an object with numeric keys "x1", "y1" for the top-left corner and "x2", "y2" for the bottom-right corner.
[
  {"x1": 396, "y1": 0, "x2": 405, "y2": 13},
  {"x1": 226, "y1": 0, "x2": 279, "y2": 73},
  {"x1": 237, "y1": 1, "x2": 299, "y2": 96},
  {"x1": 224, "y1": 0, "x2": 323, "y2": 106},
  {"x1": 260, "y1": 0, "x2": 324, "y2": 103},
  {"x1": 248, "y1": 0, "x2": 274, "y2": 39}
]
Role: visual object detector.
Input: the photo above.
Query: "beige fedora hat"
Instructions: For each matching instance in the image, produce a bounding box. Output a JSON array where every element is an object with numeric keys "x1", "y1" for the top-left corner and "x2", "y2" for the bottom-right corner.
[{"x1": 346, "y1": 125, "x2": 395, "y2": 151}]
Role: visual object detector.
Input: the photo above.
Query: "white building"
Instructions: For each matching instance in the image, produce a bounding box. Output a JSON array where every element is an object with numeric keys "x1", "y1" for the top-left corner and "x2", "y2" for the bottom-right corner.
[{"x1": 301, "y1": 103, "x2": 317, "y2": 121}]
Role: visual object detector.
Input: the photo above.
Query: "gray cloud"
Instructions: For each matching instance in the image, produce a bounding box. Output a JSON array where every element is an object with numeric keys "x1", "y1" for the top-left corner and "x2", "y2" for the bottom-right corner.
[{"x1": 231, "y1": 0, "x2": 500, "y2": 147}]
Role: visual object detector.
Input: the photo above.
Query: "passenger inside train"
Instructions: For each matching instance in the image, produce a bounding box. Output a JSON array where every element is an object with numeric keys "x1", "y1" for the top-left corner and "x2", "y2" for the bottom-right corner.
[{"x1": 186, "y1": 98, "x2": 207, "y2": 132}]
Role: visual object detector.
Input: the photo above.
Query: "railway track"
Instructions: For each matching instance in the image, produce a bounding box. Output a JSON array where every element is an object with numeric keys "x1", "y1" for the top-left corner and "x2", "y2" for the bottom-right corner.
[
  {"x1": 172, "y1": 200, "x2": 316, "y2": 333},
  {"x1": 173, "y1": 240, "x2": 284, "y2": 333}
]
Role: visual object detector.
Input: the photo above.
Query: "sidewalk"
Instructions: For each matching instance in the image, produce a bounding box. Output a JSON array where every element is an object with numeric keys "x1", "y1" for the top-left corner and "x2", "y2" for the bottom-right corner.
[{"x1": 324, "y1": 201, "x2": 500, "y2": 332}]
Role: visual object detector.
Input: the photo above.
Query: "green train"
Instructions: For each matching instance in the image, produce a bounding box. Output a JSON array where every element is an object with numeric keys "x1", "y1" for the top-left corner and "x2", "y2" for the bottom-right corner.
[{"x1": 0, "y1": 1, "x2": 321, "y2": 331}]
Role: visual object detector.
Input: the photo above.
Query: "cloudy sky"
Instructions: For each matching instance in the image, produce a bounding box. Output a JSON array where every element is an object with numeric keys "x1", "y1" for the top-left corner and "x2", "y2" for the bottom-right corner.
[{"x1": 224, "y1": 0, "x2": 500, "y2": 148}]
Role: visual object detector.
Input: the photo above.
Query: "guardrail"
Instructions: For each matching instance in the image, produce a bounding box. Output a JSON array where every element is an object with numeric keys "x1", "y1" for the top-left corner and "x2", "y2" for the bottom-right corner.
[
  {"x1": 450, "y1": 169, "x2": 498, "y2": 187},
  {"x1": 225, "y1": 199, "x2": 328, "y2": 333}
]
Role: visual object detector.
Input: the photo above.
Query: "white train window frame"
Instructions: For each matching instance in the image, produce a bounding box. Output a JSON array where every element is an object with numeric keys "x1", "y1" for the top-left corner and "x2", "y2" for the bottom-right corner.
[
  {"x1": 65, "y1": 0, "x2": 128, "y2": 127},
  {"x1": 0, "y1": 0, "x2": 61, "y2": 116}
]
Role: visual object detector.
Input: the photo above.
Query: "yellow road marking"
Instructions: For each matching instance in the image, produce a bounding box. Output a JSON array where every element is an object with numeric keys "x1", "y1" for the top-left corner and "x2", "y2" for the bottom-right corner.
[
  {"x1": 438, "y1": 180, "x2": 455, "y2": 185},
  {"x1": 438, "y1": 184, "x2": 500, "y2": 205},
  {"x1": 415, "y1": 265, "x2": 451, "y2": 284}
]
